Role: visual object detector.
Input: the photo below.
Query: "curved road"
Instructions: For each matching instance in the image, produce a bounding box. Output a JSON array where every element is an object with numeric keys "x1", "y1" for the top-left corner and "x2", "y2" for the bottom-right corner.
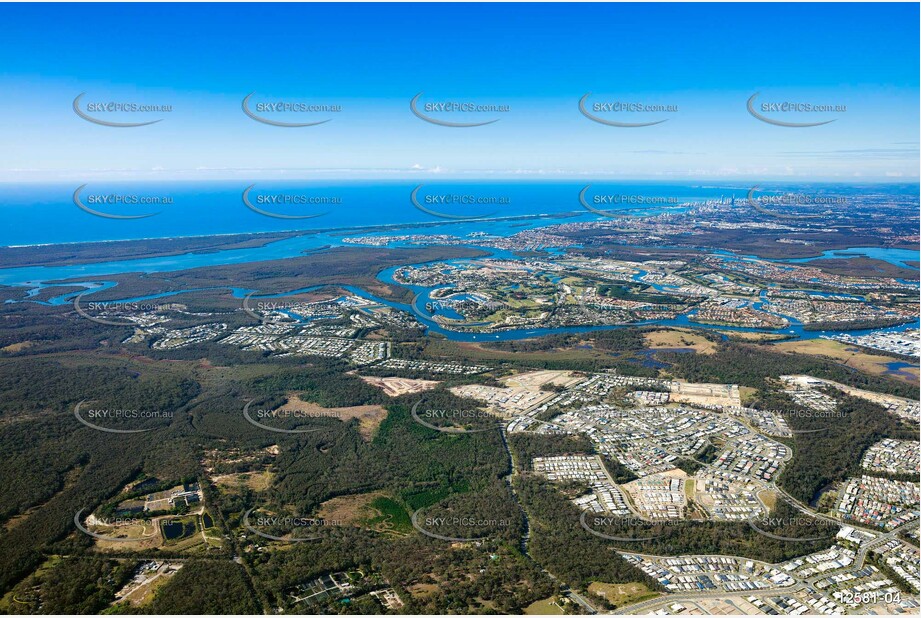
[{"x1": 615, "y1": 488, "x2": 918, "y2": 615}]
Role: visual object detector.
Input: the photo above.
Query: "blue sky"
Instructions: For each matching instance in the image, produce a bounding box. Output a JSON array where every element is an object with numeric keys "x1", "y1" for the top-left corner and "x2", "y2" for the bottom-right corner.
[{"x1": 0, "y1": 3, "x2": 917, "y2": 181}]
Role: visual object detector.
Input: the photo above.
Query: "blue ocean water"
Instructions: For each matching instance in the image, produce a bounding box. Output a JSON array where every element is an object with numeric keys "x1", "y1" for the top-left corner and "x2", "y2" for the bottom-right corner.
[
  {"x1": 2, "y1": 180, "x2": 740, "y2": 247},
  {"x1": 784, "y1": 247, "x2": 920, "y2": 269},
  {"x1": 0, "y1": 181, "x2": 720, "y2": 246}
]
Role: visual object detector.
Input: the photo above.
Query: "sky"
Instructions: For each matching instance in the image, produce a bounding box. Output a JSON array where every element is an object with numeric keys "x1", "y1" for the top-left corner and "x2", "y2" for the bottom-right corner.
[{"x1": 0, "y1": 3, "x2": 918, "y2": 182}]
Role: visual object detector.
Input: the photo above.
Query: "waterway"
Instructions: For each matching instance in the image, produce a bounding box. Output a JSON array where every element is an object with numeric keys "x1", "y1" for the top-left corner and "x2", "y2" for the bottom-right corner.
[{"x1": 2, "y1": 213, "x2": 918, "y2": 344}]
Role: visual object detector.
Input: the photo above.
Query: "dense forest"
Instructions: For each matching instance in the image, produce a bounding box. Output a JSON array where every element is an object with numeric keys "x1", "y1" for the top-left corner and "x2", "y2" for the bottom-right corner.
[
  {"x1": 0, "y1": 357, "x2": 203, "y2": 594},
  {"x1": 513, "y1": 475, "x2": 659, "y2": 589},
  {"x1": 659, "y1": 342, "x2": 919, "y2": 399},
  {"x1": 765, "y1": 392, "x2": 920, "y2": 504},
  {"x1": 4, "y1": 557, "x2": 136, "y2": 615},
  {"x1": 139, "y1": 561, "x2": 261, "y2": 614},
  {"x1": 486, "y1": 328, "x2": 649, "y2": 354}
]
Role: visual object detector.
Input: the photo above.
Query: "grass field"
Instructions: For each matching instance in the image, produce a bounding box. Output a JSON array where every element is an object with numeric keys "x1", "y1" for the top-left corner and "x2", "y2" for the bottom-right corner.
[
  {"x1": 523, "y1": 597, "x2": 564, "y2": 615},
  {"x1": 719, "y1": 330, "x2": 792, "y2": 342},
  {"x1": 587, "y1": 581, "x2": 659, "y2": 607},
  {"x1": 644, "y1": 328, "x2": 717, "y2": 355},
  {"x1": 771, "y1": 338, "x2": 919, "y2": 383},
  {"x1": 758, "y1": 489, "x2": 779, "y2": 511},
  {"x1": 739, "y1": 385, "x2": 759, "y2": 405}
]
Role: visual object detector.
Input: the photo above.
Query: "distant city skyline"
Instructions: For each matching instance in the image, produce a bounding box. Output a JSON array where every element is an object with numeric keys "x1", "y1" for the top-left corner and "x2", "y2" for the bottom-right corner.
[{"x1": 0, "y1": 3, "x2": 917, "y2": 182}]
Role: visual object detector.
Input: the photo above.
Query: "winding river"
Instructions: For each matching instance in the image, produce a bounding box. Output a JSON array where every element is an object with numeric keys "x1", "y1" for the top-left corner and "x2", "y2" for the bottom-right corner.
[{"x1": 6, "y1": 232, "x2": 917, "y2": 344}]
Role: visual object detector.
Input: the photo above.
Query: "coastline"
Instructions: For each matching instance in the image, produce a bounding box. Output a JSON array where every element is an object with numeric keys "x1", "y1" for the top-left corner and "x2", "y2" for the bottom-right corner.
[{"x1": 0, "y1": 209, "x2": 586, "y2": 250}]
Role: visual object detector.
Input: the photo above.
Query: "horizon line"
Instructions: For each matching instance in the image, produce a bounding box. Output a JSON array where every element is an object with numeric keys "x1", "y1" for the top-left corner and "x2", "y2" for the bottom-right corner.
[{"x1": 1, "y1": 176, "x2": 918, "y2": 185}]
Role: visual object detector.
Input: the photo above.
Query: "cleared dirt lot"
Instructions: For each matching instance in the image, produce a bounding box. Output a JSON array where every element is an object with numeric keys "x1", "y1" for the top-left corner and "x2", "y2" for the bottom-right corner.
[
  {"x1": 452, "y1": 370, "x2": 585, "y2": 417},
  {"x1": 358, "y1": 375, "x2": 440, "y2": 397},
  {"x1": 316, "y1": 491, "x2": 387, "y2": 526},
  {"x1": 503, "y1": 369, "x2": 584, "y2": 389},
  {"x1": 212, "y1": 471, "x2": 274, "y2": 493},
  {"x1": 669, "y1": 380, "x2": 741, "y2": 407},
  {"x1": 278, "y1": 395, "x2": 389, "y2": 440}
]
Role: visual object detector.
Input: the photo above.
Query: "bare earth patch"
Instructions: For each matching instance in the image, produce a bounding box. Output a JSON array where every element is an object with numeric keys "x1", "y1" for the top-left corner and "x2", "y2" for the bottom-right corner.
[
  {"x1": 90, "y1": 518, "x2": 163, "y2": 552},
  {"x1": 358, "y1": 375, "x2": 441, "y2": 397},
  {"x1": 670, "y1": 380, "x2": 741, "y2": 407},
  {"x1": 279, "y1": 395, "x2": 389, "y2": 440},
  {"x1": 503, "y1": 369, "x2": 583, "y2": 389},
  {"x1": 212, "y1": 471, "x2": 275, "y2": 493},
  {"x1": 452, "y1": 370, "x2": 583, "y2": 417},
  {"x1": 316, "y1": 491, "x2": 387, "y2": 526},
  {"x1": 0, "y1": 341, "x2": 35, "y2": 353}
]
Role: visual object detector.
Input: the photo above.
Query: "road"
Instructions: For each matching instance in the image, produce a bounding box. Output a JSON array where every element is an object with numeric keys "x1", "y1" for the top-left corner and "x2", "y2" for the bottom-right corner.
[
  {"x1": 614, "y1": 584, "x2": 809, "y2": 615},
  {"x1": 615, "y1": 483, "x2": 919, "y2": 615},
  {"x1": 499, "y1": 426, "x2": 599, "y2": 614},
  {"x1": 498, "y1": 426, "x2": 530, "y2": 555},
  {"x1": 565, "y1": 586, "x2": 598, "y2": 614}
]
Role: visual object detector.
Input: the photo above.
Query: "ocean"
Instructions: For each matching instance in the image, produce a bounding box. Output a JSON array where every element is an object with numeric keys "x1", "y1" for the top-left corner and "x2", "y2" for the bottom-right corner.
[{"x1": 1, "y1": 180, "x2": 796, "y2": 247}]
